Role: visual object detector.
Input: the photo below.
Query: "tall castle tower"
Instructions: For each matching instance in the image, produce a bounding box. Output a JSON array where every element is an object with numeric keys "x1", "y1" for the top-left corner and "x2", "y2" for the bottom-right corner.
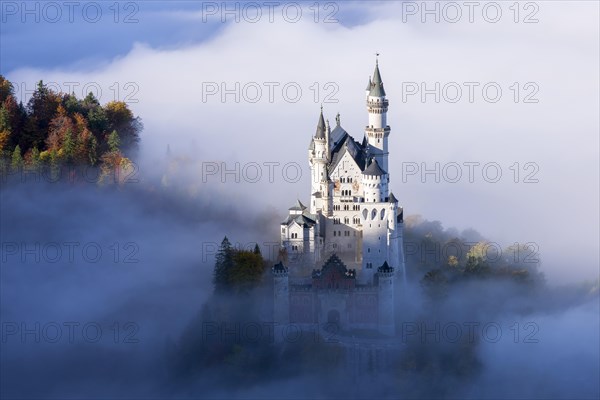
[{"x1": 364, "y1": 60, "x2": 390, "y2": 172}]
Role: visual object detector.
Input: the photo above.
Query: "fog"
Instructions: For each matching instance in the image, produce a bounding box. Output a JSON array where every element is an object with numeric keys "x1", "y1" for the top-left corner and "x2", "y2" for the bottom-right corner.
[{"x1": 1, "y1": 173, "x2": 598, "y2": 398}]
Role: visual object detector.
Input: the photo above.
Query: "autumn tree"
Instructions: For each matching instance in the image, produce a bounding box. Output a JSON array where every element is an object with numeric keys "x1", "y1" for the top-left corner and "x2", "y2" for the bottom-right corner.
[
  {"x1": 105, "y1": 101, "x2": 140, "y2": 151},
  {"x1": 11, "y1": 145, "x2": 22, "y2": 170}
]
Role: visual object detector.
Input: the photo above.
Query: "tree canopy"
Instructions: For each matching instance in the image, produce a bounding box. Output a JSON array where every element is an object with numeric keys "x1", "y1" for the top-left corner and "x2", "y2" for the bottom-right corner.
[{"x1": 0, "y1": 76, "x2": 141, "y2": 181}]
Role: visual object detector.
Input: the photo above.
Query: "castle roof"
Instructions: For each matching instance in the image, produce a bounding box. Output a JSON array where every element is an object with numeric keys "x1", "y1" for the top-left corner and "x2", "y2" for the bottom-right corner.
[
  {"x1": 312, "y1": 253, "x2": 356, "y2": 279},
  {"x1": 272, "y1": 261, "x2": 287, "y2": 273},
  {"x1": 315, "y1": 108, "x2": 326, "y2": 139},
  {"x1": 329, "y1": 134, "x2": 367, "y2": 173},
  {"x1": 388, "y1": 192, "x2": 398, "y2": 203},
  {"x1": 281, "y1": 212, "x2": 317, "y2": 228},
  {"x1": 377, "y1": 261, "x2": 394, "y2": 273},
  {"x1": 366, "y1": 76, "x2": 372, "y2": 91},
  {"x1": 368, "y1": 61, "x2": 386, "y2": 97},
  {"x1": 288, "y1": 199, "x2": 307, "y2": 211},
  {"x1": 362, "y1": 158, "x2": 387, "y2": 176}
]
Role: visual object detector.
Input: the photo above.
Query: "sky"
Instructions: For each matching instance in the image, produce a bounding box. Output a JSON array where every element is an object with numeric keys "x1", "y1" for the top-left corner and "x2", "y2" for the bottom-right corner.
[{"x1": 2, "y1": 0, "x2": 598, "y2": 285}]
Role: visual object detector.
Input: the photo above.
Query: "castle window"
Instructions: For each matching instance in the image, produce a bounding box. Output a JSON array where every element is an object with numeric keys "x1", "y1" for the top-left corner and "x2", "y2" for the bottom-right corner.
[
  {"x1": 348, "y1": 244, "x2": 352, "y2": 249},
  {"x1": 333, "y1": 231, "x2": 336, "y2": 236},
  {"x1": 367, "y1": 248, "x2": 370, "y2": 253},
  {"x1": 344, "y1": 217, "x2": 349, "y2": 224}
]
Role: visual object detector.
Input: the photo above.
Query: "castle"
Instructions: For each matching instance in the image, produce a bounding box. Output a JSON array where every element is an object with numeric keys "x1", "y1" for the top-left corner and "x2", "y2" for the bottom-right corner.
[{"x1": 273, "y1": 60, "x2": 404, "y2": 336}]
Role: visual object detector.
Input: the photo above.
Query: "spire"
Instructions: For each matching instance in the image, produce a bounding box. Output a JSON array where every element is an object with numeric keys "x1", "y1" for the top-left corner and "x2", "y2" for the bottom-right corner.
[
  {"x1": 335, "y1": 112, "x2": 341, "y2": 126},
  {"x1": 315, "y1": 106, "x2": 326, "y2": 139},
  {"x1": 369, "y1": 58, "x2": 386, "y2": 97},
  {"x1": 365, "y1": 76, "x2": 372, "y2": 91},
  {"x1": 388, "y1": 192, "x2": 398, "y2": 203}
]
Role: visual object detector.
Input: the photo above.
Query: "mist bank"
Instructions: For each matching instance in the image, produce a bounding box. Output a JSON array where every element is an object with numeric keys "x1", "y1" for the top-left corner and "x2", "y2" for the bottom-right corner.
[{"x1": 1, "y1": 177, "x2": 598, "y2": 398}]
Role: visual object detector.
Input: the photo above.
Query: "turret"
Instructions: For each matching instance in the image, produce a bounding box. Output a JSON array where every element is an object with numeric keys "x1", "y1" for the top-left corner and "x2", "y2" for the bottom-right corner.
[
  {"x1": 272, "y1": 262, "x2": 290, "y2": 325},
  {"x1": 310, "y1": 107, "x2": 330, "y2": 213},
  {"x1": 365, "y1": 59, "x2": 391, "y2": 172},
  {"x1": 362, "y1": 158, "x2": 389, "y2": 203},
  {"x1": 377, "y1": 261, "x2": 395, "y2": 336}
]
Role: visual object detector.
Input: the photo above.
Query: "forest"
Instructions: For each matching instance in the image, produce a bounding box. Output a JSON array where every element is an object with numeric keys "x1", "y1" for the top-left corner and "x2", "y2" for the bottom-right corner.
[{"x1": 0, "y1": 76, "x2": 141, "y2": 183}]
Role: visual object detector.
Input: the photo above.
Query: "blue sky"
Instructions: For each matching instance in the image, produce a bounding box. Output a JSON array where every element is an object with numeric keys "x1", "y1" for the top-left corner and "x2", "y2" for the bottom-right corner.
[{"x1": 1, "y1": 1, "x2": 372, "y2": 74}]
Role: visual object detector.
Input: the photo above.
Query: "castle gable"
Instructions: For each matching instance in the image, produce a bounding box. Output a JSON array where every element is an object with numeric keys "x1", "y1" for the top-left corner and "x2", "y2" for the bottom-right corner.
[
  {"x1": 312, "y1": 254, "x2": 356, "y2": 290},
  {"x1": 329, "y1": 135, "x2": 366, "y2": 174}
]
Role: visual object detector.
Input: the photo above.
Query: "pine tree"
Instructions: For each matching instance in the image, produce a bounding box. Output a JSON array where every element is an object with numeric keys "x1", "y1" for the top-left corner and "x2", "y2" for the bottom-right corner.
[
  {"x1": 87, "y1": 135, "x2": 98, "y2": 165},
  {"x1": 213, "y1": 236, "x2": 233, "y2": 293},
  {"x1": 253, "y1": 243, "x2": 261, "y2": 255},
  {"x1": 62, "y1": 128, "x2": 75, "y2": 163}
]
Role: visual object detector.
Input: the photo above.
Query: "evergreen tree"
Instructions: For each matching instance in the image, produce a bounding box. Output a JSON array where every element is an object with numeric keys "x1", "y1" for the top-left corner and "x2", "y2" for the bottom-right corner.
[
  {"x1": 108, "y1": 130, "x2": 120, "y2": 152},
  {"x1": 213, "y1": 236, "x2": 233, "y2": 293},
  {"x1": 253, "y1": 243, "x2": 261, "y2": 255},
  {"x1": 62, "y1": 128, "x2": 75, "y2": 163},
  {"x1": 87, "y1": 135, "x2": 98, "y2": 165}
]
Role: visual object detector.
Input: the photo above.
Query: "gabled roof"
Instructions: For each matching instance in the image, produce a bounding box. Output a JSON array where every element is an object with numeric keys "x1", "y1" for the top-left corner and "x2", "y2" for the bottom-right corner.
[
  {"x1": 362, "y1": 158, "x2": 387, "y2": 176},
  {"x1": 281, "y1": 211, "x2": 317, "y2": 228},
  {"x1": 329, "y1": 134, "x2": 366, "y2": 174},
  {"x1": 312, "y1": 253, "x2": 356, "y2": 279},
  {"x1": 330, "y1": 113, "x2": 347, "y2": 146},
  {"x1": 330, "y1": 124, "x2": 348, "y2": 146}
]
